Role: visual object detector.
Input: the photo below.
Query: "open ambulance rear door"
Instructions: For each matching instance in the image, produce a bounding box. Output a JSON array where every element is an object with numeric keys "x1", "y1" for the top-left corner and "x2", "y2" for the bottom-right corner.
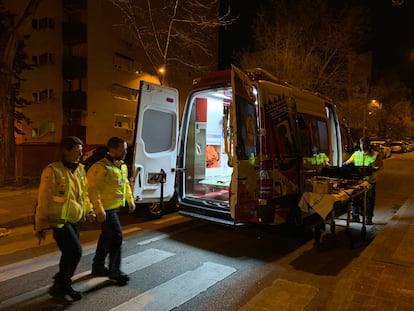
[{"x1": 131, "y1": 81, "x2": 179, "y2": 219}]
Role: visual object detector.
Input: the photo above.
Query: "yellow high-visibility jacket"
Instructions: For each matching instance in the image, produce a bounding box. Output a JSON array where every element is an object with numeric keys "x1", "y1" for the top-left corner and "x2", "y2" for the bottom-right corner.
[
  {"x1": 345, "y1": 150, "x2": 383, "y2": 183},
  {"x1": 35, "y1": 162, "x2": 93, "y2": 231},
  {"x1": 87, "y1": 157, "x2": 134, "y2": 216}
]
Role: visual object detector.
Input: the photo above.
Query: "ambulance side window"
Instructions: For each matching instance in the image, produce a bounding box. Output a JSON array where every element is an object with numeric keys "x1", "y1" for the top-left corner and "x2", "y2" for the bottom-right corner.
[{"x1": 297, "y1": 113, "x2": 329, "y2": 155}]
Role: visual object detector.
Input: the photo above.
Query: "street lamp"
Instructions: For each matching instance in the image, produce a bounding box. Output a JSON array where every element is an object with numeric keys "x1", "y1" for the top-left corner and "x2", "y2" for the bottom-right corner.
[
  {"x1": 363, "y1": 99, "x2": 382, "y2": 136},
  {"x1": 158, "y1": 66, "x2": 166, "y2": 85}
]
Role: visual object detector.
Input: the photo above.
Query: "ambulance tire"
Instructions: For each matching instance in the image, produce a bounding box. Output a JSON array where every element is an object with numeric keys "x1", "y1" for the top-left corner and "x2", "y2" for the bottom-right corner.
[{"x1": 145, "y1": 203, "x2": 165, "y2": 219}]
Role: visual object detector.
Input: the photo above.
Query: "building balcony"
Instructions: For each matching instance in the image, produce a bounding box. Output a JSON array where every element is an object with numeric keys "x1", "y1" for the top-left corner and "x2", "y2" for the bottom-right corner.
[
  {"x1": 62, "y1": 22, "x2": 86, "y2": 45},
  {"x1": 62, "y1": 56, "x2": 86, "y2": 79},
  {"x1": 62, "y1": 91, "x2": 87, "y2": 111}
]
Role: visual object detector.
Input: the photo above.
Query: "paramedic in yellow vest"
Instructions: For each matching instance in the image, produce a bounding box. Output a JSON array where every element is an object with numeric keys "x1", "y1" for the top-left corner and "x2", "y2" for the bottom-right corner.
[
  {"x1": 311, "y1": 145, "x2": 329, "y2": 166},
  {"x1": 343, "y1": 136, "x2": 383, "y2": 225},
  {"x1": 303, "y1": 145, "x2": 329, "y2": 172},
  {"x1": 87, "y1": 136, "x2": 135, "y2": 285},
  {"x1": 35, "y1": 136, "x2": 96, "y2": 301}
]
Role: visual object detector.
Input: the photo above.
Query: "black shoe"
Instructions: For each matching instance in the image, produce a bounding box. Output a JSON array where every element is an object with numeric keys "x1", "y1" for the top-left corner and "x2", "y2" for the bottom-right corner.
[
  {"x1": 91, "y1": 266, "x2": 109, "y2": 277},
  {"x1": 109, "y1": 272, "x2": 130, "y2": 286},
  {"x1": 351, "y1": 215, "x2": 360, "y2": 223},
  {"x1": 48, "y1": 282, "x2": 65, "y2": 298},
  {"x1": 366, "y1": 217, "x2": 373, "y2": 225},
  {"x1": 64, "y1": 285, "x2": 82, "y2": 301}
]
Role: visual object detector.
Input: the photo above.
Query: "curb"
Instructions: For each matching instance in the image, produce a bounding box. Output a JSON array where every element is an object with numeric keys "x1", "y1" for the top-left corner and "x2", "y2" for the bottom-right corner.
[{"x1": 0, "y1": 215, "x2": 34, "y2": 230}]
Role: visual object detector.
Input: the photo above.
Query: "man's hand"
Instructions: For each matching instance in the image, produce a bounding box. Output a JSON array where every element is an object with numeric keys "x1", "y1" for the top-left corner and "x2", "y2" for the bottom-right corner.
[
  {"x1": 36, "y1": 230, "x2": 46, "y2": 245},
  {"x1": 129, "y1": 202, "x2": 136, "y2": 214},
  {"x1": 87, "y1": 212, "x2": 96, "y2": 223},
  {"x1": 97, "y1": 212, "x2": 106, "y2": 223}
]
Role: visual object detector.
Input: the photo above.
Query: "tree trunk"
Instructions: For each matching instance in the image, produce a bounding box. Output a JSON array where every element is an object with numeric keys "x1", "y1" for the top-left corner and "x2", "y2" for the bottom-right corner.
[
  {"x1": 0, "y1": 0, "x2": 41, "y2": 181},
  {"x1": 0, "y1": 77, "x2": 16, "y2": 180},
  {"x1": 0, "y1": 32, "x2": 17, "y2": 181}
]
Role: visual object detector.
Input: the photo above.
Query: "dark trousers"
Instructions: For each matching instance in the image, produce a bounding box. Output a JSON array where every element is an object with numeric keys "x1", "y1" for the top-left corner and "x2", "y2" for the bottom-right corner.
[
  {"x1": 93, "y1": 209, "x2": 123, "y2": 275},
  {"x1": 53, "y1": 222, "x2": 82, "y2": 285},
  {"x1": 352, "y1": 183, "x2": 376, "y2": 218}
]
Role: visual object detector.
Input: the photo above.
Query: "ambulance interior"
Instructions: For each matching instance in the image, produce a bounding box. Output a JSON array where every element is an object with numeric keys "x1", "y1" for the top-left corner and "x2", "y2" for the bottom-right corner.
[{"x1": 183, "y1": 87, "x2": 233, "y2": 205}]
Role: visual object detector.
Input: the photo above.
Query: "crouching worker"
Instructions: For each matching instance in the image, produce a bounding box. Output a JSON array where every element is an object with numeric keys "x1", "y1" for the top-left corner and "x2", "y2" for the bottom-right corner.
[
  {"x1": 343, "y1": 136, "x2": 383, "y2": 225},
  {"x1": 35, "y1": 136, "x2": 96, "y2": 301}
]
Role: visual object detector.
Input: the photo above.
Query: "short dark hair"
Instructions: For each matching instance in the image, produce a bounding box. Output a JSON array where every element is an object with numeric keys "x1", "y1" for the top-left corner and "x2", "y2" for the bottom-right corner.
[
  {"x1": 60, "y1": 136, "x2": 83, "y2": 151},
  {"x1": 107, "y1": 136, "x2": 126, "y2": 149},
  {"x1": 360, "y1": 136, "x2": 371, "y2": 145}
]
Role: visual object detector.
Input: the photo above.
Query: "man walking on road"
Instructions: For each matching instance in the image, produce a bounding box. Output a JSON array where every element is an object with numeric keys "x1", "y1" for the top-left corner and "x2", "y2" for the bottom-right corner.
[
  {"x1": 35, "y1": 136, "x2": 96, "y2": 301},
  {"x1": 87, "y1": 136, "x2": 135, "y2": 285}
]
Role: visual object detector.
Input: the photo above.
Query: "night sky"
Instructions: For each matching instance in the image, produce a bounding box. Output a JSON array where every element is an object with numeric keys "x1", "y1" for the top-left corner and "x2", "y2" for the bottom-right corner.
[{"x1": 219, "y1": 0, "x2": 414, "y2": 91}]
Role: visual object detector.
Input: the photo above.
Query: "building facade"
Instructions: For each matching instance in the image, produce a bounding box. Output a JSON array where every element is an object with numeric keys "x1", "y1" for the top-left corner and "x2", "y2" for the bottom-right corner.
[{"x1": 5, "y1": 0, "x2": 219, "y2": 176}]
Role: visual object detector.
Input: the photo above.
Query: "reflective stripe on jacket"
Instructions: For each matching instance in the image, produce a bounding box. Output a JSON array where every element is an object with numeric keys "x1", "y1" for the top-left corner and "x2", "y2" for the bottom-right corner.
[
  {"x1": 311, "y1": 152, "x2": 329, "y2": 165},
  {"x1": 87, "y1": 157, "x2": 134, "y2": 216},
  {"x1": 346, "y1": 150, "x2": 380, "y2": 183},
  {"x1": 352, "y1": 151, "x2": 377, "y2": 167},
  {"x1": 35, "y1": 162, "x2": 92, "y2": 231}
]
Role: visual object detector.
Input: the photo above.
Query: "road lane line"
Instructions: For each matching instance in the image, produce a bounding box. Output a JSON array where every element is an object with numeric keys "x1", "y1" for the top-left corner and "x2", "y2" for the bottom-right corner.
[
  {"x1": 0, "y1": 226, "x2": 143, "y2": 282},
  {"x1": 137, "y1": 222, "x2": 204, "y2": 246},
  {"x1": 110, "y1": 262, "x2": 236, "y2": 311},
  {"x1": 0, "y1": 248, "x2": 175, "y2": 308},
  {"x1": 0, "y1": 245, "x2": 95, "y2": 283},
  {"x1": 73, "y1": 248, "x2": 175, "y2": 292}
]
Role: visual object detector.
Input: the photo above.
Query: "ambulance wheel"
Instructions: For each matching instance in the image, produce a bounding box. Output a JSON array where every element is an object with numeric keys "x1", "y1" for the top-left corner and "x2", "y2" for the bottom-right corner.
[{"x1": 145, "y1": 203, "x2": 165, "y2": 219}]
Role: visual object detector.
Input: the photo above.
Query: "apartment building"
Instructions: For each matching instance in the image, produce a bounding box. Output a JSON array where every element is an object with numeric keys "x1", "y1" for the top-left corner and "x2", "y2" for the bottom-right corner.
[{"x1": 5, "y1": 0, "x2": 218, "y2": 175}]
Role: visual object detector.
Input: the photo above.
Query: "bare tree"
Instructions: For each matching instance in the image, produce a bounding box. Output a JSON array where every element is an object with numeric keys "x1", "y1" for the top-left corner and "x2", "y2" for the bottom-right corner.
[
  {"x1": 109, "y1": 0, "x2": 235, "y2": 84},
  {"x1": 238, "y1": 0, "x2": 369, "y2": 103},
  {"x1": 0, "y1": 0, "x2": 41, "y2": 180},
  {"x1": 369, "y1": 76, "x2": 412, "y2": 138}
]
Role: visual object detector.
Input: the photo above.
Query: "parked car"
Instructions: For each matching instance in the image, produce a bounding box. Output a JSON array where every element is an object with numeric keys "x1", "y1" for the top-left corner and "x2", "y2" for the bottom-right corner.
[
  {"x1": 389, "y1": 141, "x2": 408, "y2": 153},
  {"x1": 371, "y1": 141, "x2": 392, "y2": 158},
  {"x1": 403, "y1": 140, "x2": 414, "y2": 152}
]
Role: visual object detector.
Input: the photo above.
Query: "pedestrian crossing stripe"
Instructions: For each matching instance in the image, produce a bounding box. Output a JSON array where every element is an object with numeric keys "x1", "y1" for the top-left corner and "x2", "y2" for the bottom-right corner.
[
  {"x1": 0, "y1": 244, "x2": 96, "y2": 283},
  {"x1": 73, "y1": 248, "x2": 175, "y2": 292},
  {"x1": 0, "y1": 248, "x2": 175, "y2": 308},
  {"x1": 110, "y1": 262, "x2": 237, "y2": 311}
]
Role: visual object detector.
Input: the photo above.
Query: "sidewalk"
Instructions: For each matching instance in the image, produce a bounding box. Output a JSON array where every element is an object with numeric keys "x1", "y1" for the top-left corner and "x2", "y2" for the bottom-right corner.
[
  {"x1": 1, "y1": 187, "x2": 414, "y2": 309},
  {"x1": 0, "y1": 187, "x2": 38, "y2": 230},
  {"x1": 329, "y1": 195, "x2": 414, "y2": 310}
]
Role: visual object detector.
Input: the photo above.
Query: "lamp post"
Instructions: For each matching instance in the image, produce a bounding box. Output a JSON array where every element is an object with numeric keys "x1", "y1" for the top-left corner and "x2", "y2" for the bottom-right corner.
[{"x1": 158, "y1": 66, "x2": 166, "y2": 85}]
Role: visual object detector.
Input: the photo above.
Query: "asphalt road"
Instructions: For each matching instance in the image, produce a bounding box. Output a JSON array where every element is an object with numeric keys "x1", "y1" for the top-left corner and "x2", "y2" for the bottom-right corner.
[{"x1": 0, "y1": 152, "x2": 412, "y2": 311}]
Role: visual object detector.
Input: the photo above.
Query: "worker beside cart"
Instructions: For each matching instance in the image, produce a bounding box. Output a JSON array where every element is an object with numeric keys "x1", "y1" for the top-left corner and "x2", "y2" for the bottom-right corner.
[{"x1": 343, "y1": 136, "x2": 383, "y2": 225}]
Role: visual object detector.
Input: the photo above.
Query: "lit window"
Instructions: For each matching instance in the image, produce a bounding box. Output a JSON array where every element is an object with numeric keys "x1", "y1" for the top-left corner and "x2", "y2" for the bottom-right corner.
[
  {"x1": 113, "y1": 53, "x2": 135, "y2": 72},
  {"x1": 111, "y1": 84, "x2": 138, "y2": 101},
  {"x1": 114, "y1": 114, "x2": 135, "y2": 130}
]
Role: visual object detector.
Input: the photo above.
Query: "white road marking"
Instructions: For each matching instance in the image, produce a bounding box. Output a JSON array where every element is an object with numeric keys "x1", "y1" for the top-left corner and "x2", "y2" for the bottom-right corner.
[
  {"x1": 137, "y1": 222, "x2": 204, "y2": 246},
  {"x1": 0, "y1": 226, "x2": 142, "y2": 282},
  {"x1": 137, "y1": 234, "x2": 169, "y2": 245},
  {"x1": 110, "y1": 262, "x2": 236, "y2": 311},
  {"x1": 0, "y1": 244, "x2": 95, "y2": 283},
  {"x1": 0, "y1": 248, "x2": 176, "y2": 308}
]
